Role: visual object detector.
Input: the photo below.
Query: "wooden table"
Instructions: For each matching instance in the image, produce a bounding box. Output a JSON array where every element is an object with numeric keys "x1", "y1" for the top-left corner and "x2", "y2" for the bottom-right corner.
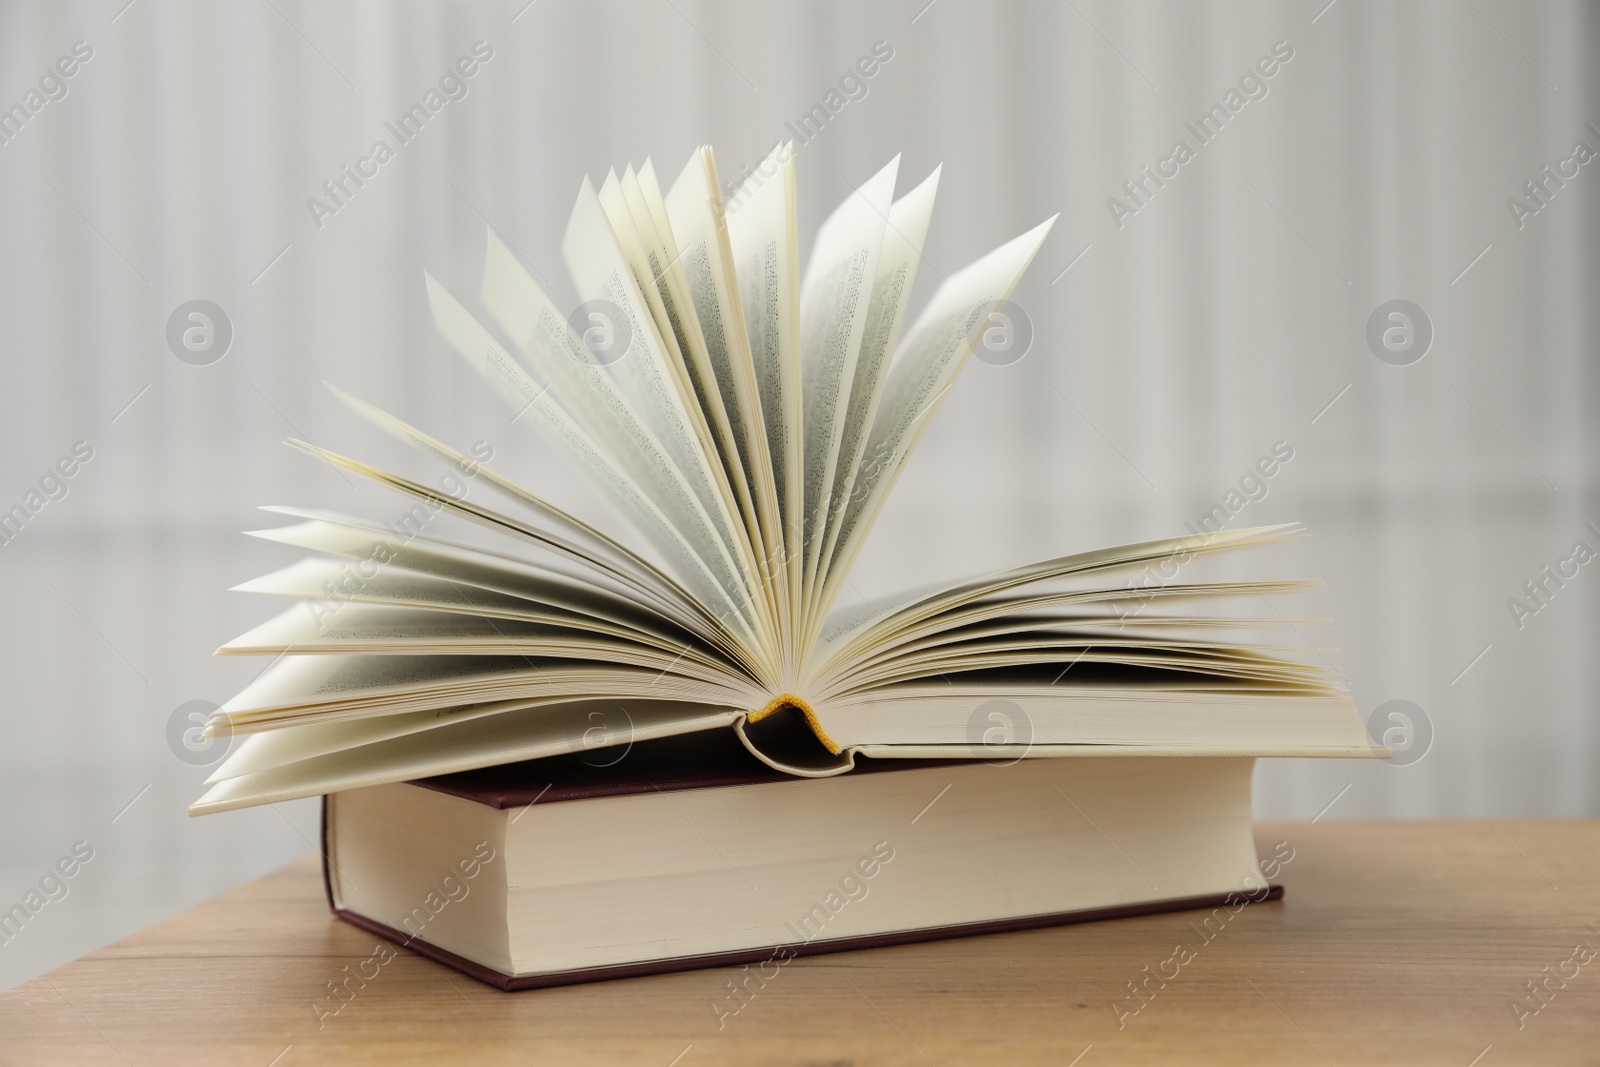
[{"x1": 3, "y1": 821, "x2": 1597, "y2": 1065}]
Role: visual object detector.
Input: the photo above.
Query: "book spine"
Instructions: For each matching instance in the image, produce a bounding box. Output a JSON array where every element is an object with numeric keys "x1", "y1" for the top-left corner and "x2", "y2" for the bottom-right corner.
[{"x1": 319, "y1": 796, "x2": 337, "y2": 913}]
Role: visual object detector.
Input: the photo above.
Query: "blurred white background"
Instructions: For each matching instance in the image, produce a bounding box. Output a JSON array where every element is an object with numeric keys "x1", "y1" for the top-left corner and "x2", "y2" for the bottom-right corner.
[{"x1": 0, "y1": 0, "x2": 1594, "y2": 989}]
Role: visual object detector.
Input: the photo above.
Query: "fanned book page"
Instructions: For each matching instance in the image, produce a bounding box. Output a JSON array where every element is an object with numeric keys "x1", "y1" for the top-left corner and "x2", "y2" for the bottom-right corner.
[{"x1": 191, "y1": 145, "x2": 1379, "y2": 816}]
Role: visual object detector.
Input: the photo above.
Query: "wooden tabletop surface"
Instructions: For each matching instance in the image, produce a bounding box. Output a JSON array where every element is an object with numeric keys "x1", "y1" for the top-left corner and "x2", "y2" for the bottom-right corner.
[{"x1": 2, "y1": 820, "x2": 1597, "y2": 1065}]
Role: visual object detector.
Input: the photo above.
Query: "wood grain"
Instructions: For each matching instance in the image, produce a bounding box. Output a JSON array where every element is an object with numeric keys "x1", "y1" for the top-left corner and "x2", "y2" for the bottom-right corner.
[{"x1": 2, "y1": 820, "x2": 1597, "y2": 1065}]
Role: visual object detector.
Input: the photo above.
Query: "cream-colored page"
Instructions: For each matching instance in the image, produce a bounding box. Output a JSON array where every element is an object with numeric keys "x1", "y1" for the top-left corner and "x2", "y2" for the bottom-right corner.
[
  {"x1": 219, "y1": 603, "x2": 725, "y2": 672},
  {"x1": 469, "y1": 239, "x2": 763, "y2": 645},
  {"x1": 323, "y1": 384, "x2": 702, "y2": 625},
  {"x1": 665, "y1": 147, "x2": 789, "y2": 654},
  {"x1": 796, "y1": 155, "x2": 897, "y2": 611},
  {"x1": 816, "y1": 525, "x2": 1302, "y2": 679},
  {"x1": 474, "y1": 232, "x2": 720, "y2": 552},
  {"x1": 215, "y1": 653, "x2": 755, "y2": 730},
  {"x1": 807, "y1": 215, "x2": 1057, "y2": 676},
  {"x1": 426, "y1": 268, "x2": 763, "y2": 651},
  {"x1": 665, "y1": 150, "x2": 780, "y2": 549},
  {"x1": 234, "y1": 557, "x2": 702, "y2": 646},
  {"x1": 207, "y1": 689, "x2": 739, "y2": 785},
  {"x1": 598, "y1": 169, "x2": 705, "y2": 432},
  {"x1": 625, "y1": 163, "x2": 773, "y2": 634},
  {"x1": 823, "y1": 580, "x2": 1317, "y2": 683},
  {"x1": 246, "y1": 515, "x2": 692, "y2": 639},
  {"x1": 191, "y1": 702, "x2": 746, "y2": 815},
  {"x1": 822, "y1": 689, "x2": 1370, "y2": 753},
  {"x1": 562, "y1": 178, "x2": 756, "y2": 591},
  {"x1": 634, "y1": 161, "x2": 764, "y2": 530},
  {"x1": 207, "y1": 698, "x2": 542, "y2": 782},
  {"x1": 829, "y1": 647, "x2": 1334, "y2": 701},
  {"x1": 840, "y1": 614, "x2": 1309, "y2": 671},
  {"x1": 284, "y1": 438, "x2": 711, "y2": 631},
  {"x1": 245, "y1": 511, "x2": 761, "y2": 679},
  {"x1": 725, "y1": 142, "x2": 803, "y2": 662},
  {"x1": 807, "y1": 166, "x2": 940, "y2": 640},
  {"x1": 617, "y1": 167, "x2": 708, "y2": 412}
]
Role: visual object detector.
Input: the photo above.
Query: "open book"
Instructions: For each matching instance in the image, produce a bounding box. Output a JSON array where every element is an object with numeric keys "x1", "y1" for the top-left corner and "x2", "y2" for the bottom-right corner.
[{"x1": 191, "y1": 145, "x2": 1376, "y2": 816}]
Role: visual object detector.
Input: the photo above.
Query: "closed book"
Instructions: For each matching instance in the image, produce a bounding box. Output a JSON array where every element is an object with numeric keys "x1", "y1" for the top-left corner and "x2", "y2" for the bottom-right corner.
[{"x1": 322, "y1": 732, "x2": 1282, "y2": 990}]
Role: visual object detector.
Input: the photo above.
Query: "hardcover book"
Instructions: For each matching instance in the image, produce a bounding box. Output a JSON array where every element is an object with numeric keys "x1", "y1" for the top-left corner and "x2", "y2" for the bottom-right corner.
[
  {"x1": 192, "y1": 142, "x2": 1377, "y2": 985},
  {"x1": 322, "y1": 733, "x2": 1287, "y2": 990}
]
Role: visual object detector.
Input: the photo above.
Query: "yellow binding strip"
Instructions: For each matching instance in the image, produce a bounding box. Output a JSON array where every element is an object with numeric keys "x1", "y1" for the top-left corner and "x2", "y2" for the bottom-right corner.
[{"x1": 745, "y1": 693, "x2": 842, "y2": 754}]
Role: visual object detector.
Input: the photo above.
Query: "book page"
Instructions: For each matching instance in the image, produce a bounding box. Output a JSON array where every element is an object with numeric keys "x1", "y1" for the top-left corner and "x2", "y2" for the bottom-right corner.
[
  {"x1": 617, "y1": 168, "x2": 713, "y2": 426},
  {"x1": 830, "y1": 583, "x2": 1317, "y2": 675},
  {"x1": 808, "y1": 215, "x2": 1057, "y2": 649},
  {"x1": 190, "y1": 700, "x2": 745, "y2": 814},
  {"x1": 476, "y1": 235, "x2": 724, "y2": 563},
  {"x1": 469, "y1": 253, "x2": 775, "y2": 658},
  {"x1": 278, "y1": 447, "x2": 750, "y2": 666},
  {"x1": 812, "y1": 526, "x2": 1307, "y2": 686},
  {"x1": 820, "y1": 688, "x2": 1370, "y2": 754},
  {"x1": 806, "y1": 166, "x2": 940, "y2": 639},
  {"x1": 725, "y1": 142, "x2": 803, "y2": 654},
  {"x1": 235, "y1": 557, "x2": 701, "y2": 647},
  {"x1": 207, "y1": 690, "x2": 724, "y2": 784},
  {"x1": 465, "y1": 251, "x2": 760, "y2": 628},
  {"x1": 221, "y1": 600, "x2": 714, "y2": 660},
  {"x1": 842, "y1": 610, "x2": 1310, "y2": 666},
  {"x1": 323, "y1": 384, "x2": 701, "y2": 626},
  {"x1": 562, "y1": 178, "x2": 761, "y2": 601},
  {"x1": 599, "y1": 167, "x2": 722, "y2": 477},
  {"x1": 797, "y1": 155, "x2": 897, "y2": 612},
  {"x1": 665, "y1": 146, "x2": 789, "y2": 640},
  {"x1": 828, "y1": 635, "x2": 1336, "y2": 700},
  {"x1": 219, "y1": 604, "x2": 736, "y2": 684},
  {"x1": 205, "y1": 696, "x2": 575, "y2": 782},
  {"x1": 246, "y1": 511, "x2": 760, "y2": 676},
  {"x1": 286, "y1": 437, "x2": 703, "y2": 631},
  {"x1": 625, "y1": 162, "x2": 773, "y2": 628},
  {"x1": 425, "y1": 269, "x2": 765, "y2": 657},
  {"x1": 215, "y1": 653, "x2": 759, "y2": 730},
  {"x1": 248, "y1": 514, "x2": 676, "y2": 633}
]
